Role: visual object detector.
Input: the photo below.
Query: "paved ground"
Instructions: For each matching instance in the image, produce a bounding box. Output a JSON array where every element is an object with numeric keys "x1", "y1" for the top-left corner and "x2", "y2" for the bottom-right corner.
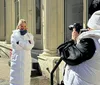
[
  {"x1": 0, "y1": 44, "x2": 51, "y2": 85},
  {"x1": 0, "y1": 55, "x2": 50, "y2": 85},
  {"x1": 0, "y1": 57, "x2": 10, "y2": 85}
]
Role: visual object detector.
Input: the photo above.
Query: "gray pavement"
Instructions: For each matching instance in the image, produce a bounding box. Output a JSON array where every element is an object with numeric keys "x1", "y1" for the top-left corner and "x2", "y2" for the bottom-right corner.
[
  {"x1": 0, "y1": 54, "x2": 50, "y2": 85},
  {"x1": 0, "y1": 57, "x2": 10, "y2": 85},
  {"x1": 0, "y1": 45, "x2": 50, "y2": 85}
]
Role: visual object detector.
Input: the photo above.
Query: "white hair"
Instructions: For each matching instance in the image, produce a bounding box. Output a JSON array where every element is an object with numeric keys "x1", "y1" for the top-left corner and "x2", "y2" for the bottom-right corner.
[{"x1": 16, "y1": 19, "x2": 26, "y2": 29}]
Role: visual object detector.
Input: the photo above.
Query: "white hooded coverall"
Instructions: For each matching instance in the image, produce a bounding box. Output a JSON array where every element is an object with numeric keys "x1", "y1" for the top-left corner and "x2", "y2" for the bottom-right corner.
[
  {"x1": 64, "y1": 30, "x2": 100, "y2": 85},
  {"x1": 10, "y1": 29, "x2": 34, "y2": 85}
]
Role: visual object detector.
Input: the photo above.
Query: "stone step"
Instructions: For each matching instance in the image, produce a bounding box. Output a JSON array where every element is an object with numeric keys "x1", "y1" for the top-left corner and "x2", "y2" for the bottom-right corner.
[
  {"x1": 31, "y1": 63, "x2": 42, "y2": 77},
  {"x1": 31, "y1": 76, "x2": 50, "y2": 85},
  {"x1": 31, "y1": 68, "x2": 42, "y2": 77},
  {"x1": 0, "y1": 76, "x2": 50, "y2": 85},
  {"x1": 31, "y1": 76, "x2": 58, "y2": 85}
]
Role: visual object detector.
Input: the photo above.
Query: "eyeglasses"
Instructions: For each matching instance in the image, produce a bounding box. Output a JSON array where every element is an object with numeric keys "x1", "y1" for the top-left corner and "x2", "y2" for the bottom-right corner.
[{"x1": 21, "y1": 26, "x2": 26, "y2": 28}]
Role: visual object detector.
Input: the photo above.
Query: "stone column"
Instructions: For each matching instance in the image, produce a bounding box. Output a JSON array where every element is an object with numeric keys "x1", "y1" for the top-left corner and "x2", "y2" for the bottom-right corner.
[
  {"x1": 27, "y1": 0, "x2": 34, "y2": 33},
  {"x1": 6, "y1": 0, "x2": 15, "y2": 44},
  {"x1": 19, "y1": 0, "x2": 35, "y2": 34},
  {"x1": 38, "y1": 0, "x2": 64, "y2": 82},
  {"x1": 19, "y1": 0, "x2": 28, "y2": 21},
  {"x1": 83, "y1": 0, "x2": 88, "y2": 28},
  {"x1": 0, "y1": 0, "x2": 5, "y2": 41},
  {"x1": 40, "y1": 0, "x2": 64, "y2": 56},
  {"x1": 31, "y1": 0, "x2": 36, "y2": 35}
]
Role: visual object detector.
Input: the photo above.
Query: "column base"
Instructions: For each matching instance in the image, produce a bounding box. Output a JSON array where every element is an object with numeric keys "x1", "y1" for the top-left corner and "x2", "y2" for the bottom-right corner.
[
  {"x1": 0, "y1": 37, "x2": 5, "y2": 41},
  {"x1": 5, "y1": 40, "x2": 11, "y2": 44},
  {"x1": 38, "y1": 55, "x2": 65, "y2": 84},
  {"x1": 39, "y1": 50, "x2": 57, "y2": 56}
]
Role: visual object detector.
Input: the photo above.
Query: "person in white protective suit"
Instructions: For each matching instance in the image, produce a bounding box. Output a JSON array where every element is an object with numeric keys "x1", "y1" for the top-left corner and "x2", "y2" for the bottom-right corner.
[
  {"x1": 58, "y1": 10, "x2": 100, "y2": 85},
  {"x1": 10, "y1": 19, "x2": 34, "y2": 85}
]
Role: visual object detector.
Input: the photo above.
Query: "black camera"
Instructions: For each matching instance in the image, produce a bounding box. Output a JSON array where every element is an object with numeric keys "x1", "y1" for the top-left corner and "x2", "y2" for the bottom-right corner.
[{"x1": 68, "y1": 23, "x2": 83, "y2": 33}]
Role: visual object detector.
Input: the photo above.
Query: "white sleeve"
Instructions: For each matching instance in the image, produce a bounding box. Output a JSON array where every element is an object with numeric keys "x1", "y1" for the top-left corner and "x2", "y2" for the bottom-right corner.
[
  {"x1": 11, "y1": 34, "x2": 23, "y2": 50},
  {"x1": 18, "y1": 33, "x2": 34, "y2": 50}
]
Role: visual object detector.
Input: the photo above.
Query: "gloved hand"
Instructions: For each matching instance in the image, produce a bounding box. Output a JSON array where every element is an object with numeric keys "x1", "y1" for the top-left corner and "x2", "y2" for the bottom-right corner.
[
  {"x1": 57, "y1": 40, "x2": 74, "y2": 56},
  {"x1": 16, "y1": 41, "x2": 19, "y2": 44},
  {"x1": 62, "y1": 46, "x2": 69, "y2": 59},
  {"x1": 28, "y1": 40, "x2": 31, "y2": 44},
  {"x1": 57, "y1": 41, "x2": 69, "y2": 56}
]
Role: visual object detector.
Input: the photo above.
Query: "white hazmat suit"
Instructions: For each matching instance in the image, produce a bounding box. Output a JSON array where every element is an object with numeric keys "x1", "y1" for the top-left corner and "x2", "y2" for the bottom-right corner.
[{"x1": 10, "y1": 29, "x2": 34, "y2": 85}]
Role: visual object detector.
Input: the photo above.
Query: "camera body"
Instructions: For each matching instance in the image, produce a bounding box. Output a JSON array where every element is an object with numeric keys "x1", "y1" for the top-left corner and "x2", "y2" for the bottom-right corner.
[{"x1": 68, "y1": 23, "x2": 83, "y2": 33}]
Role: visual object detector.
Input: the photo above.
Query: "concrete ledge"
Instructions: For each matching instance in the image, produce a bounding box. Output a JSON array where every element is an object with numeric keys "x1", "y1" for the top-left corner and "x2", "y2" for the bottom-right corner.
[
  {"x1": 31, "y1": 76, "x2": 50, "y2": 85},
  {"x1": 0, "y1": 41, "x2": 11, "y2": 50},
  {"x1": 0, "y1": 41, "x2": 11, "y2": 58},
  {"x1": 38, "y1": 55, "x2": 65, "y2": 84}
]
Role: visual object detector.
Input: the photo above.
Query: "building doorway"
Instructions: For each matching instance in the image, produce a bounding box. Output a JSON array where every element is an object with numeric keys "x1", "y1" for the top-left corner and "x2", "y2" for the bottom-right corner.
[
  {"x1": 36, "y1": 0, "x2": 41, "y2": 34},
  {"x1": 64, "y1": 0, "x2": 83, "y2": 41},
  {"x1": 4, "y1": 0, "x2": 6, "y2": 40},
  {"x1": 14, "y1": 0, "x2": 19, "y2": 28}
]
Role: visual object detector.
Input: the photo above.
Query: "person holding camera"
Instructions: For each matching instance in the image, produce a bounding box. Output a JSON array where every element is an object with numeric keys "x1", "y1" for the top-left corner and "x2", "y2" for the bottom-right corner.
[
  {"x1": 58, "y1": 10, "x2": 100, "y2": 85},
  {"x1": 60, "y1": 23, "x2": 83, "y2": 85},
  {"x1": 68, "y1": 23, "x2": 82, "y2": 41}
]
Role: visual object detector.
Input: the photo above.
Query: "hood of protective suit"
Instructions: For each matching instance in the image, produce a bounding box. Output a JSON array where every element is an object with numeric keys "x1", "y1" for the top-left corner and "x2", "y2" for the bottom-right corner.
[
  {"x1": 87, "y1": 10, "x2": 100, "y2": 30},
  {"x1": 77, "y1": 30, "x2": 100, "y2": 43}
]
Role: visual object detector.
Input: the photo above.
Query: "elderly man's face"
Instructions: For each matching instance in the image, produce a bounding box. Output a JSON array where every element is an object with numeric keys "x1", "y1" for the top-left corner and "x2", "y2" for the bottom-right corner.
[{"x1": 19, "y1": 23, "x2": 28, "y2": 30}]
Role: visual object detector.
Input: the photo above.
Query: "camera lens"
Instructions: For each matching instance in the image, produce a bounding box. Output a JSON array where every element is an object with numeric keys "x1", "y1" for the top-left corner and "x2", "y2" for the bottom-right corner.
[{"x1": 68, "y1": 25, "x2": 74, "y2": 30}]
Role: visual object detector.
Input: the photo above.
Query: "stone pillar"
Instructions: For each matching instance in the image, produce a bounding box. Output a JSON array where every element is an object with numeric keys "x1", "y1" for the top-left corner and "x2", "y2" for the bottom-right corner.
[
  {"x1": 31, "y1": 0, "x2": 36, "y2": 35},
  {"x1": 38, "y1": 0, "x2": 64, "y2": 83},
  {"x1": 40, "y1": 0, "x2": 64, "y2": 56},
  {"x1": 19, "y1": 0, "x2": 28, "y2": 21},
  {"x1": 6, "y1": 0, "x2": 15, "y2": 44},
  {"x1": 27, "y1": 0, "x2": 35, "y2": 33},
  {"x1": 83, "y1": 0, "x2": 88, "y2": 28},
  {"x1": 19, "y1": 0, "x2": 35, "y2": 34},
  {"x1": 0, "y1": 0, "x2": 5, "y2": 41}
]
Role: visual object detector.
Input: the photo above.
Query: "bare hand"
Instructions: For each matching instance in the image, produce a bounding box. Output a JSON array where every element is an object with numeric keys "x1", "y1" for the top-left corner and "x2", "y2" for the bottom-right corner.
[{"x1": 72, "y1": 28, "x2": 79, "y2": 41}]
